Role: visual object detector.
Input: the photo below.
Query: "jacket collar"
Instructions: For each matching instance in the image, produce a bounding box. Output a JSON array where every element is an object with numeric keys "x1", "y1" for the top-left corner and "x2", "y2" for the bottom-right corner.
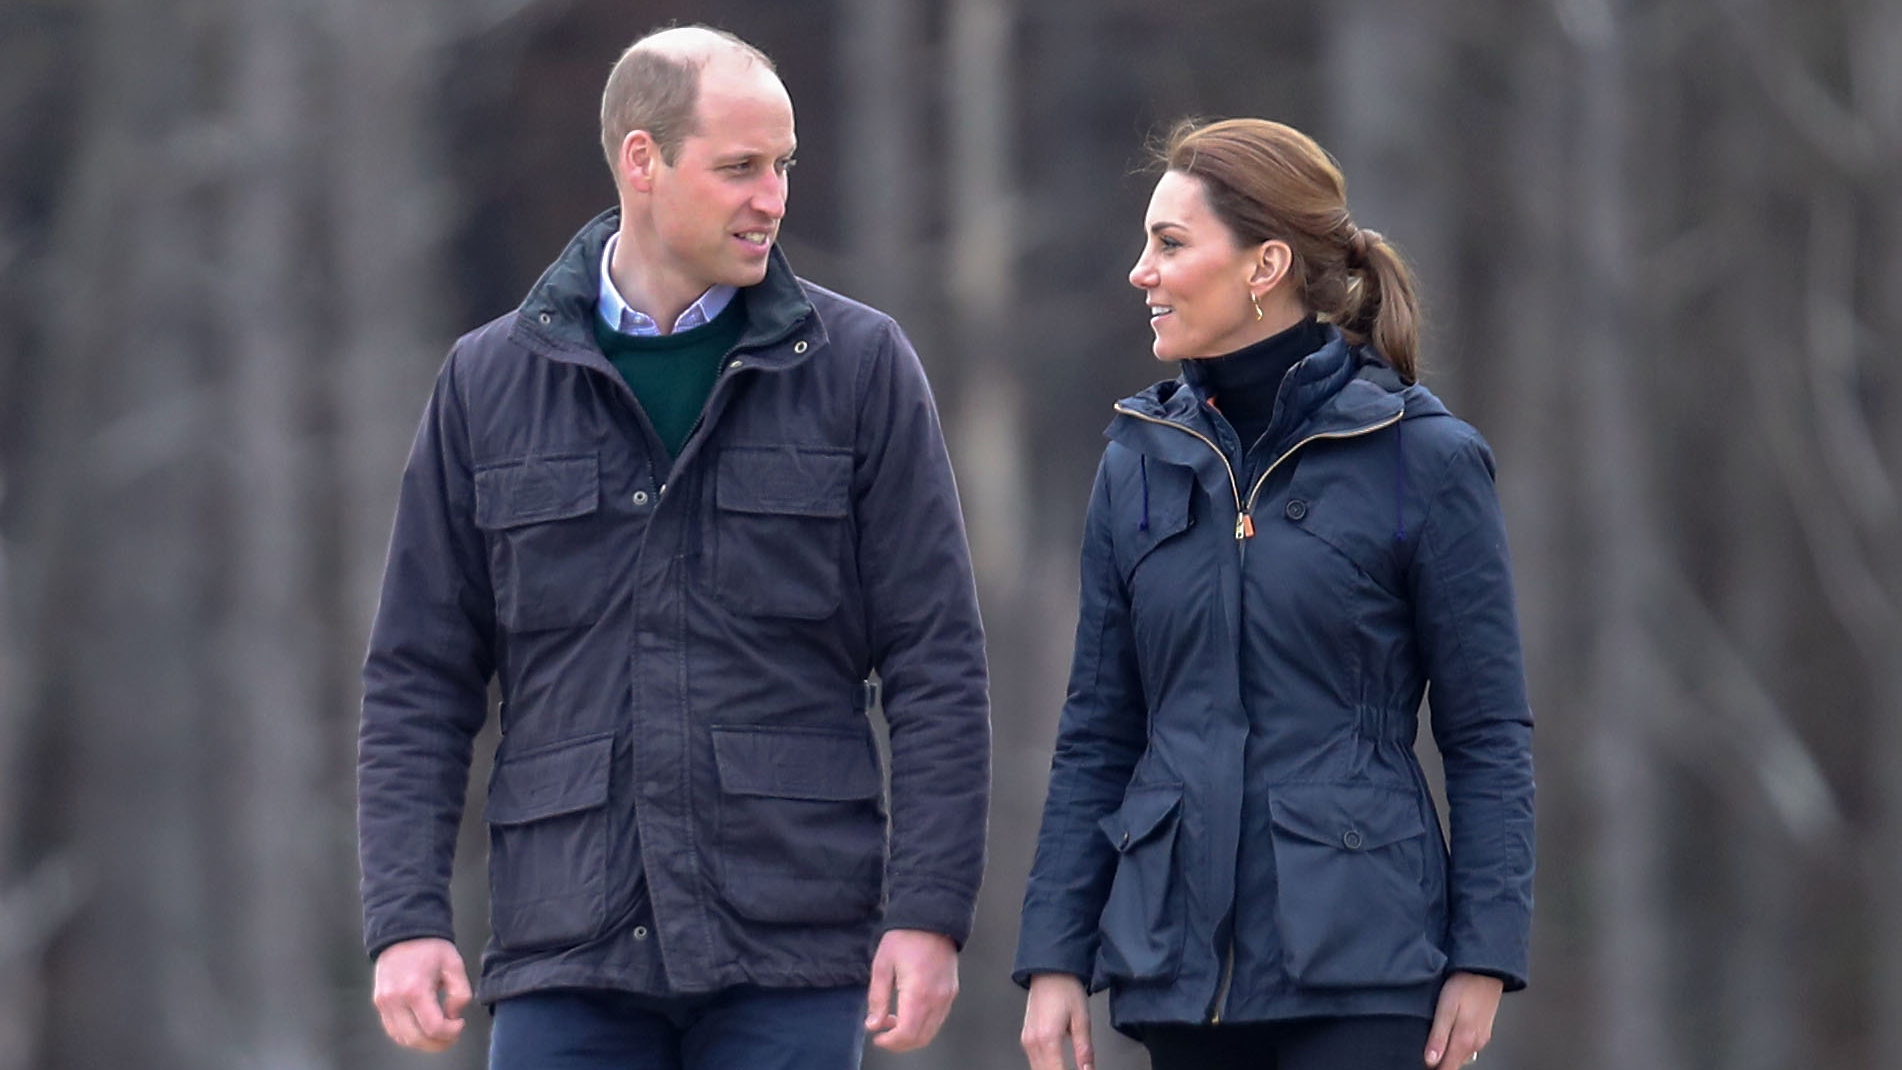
[
  {"x1": 509, "y1": 209, "x2": 824, "y2": 371},
  {"x1": 1112, "y1": 326, "x2": 1419, "y2": 455}
]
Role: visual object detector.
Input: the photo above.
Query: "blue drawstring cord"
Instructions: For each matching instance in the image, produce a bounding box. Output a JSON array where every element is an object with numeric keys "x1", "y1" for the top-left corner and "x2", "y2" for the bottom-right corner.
[
  {"x1": 1139, "y1": 455, "x2": 1151, "y2": 532},
  {"x1": 1393, "y1": 416, "x2": 1408, "y2": 542}
]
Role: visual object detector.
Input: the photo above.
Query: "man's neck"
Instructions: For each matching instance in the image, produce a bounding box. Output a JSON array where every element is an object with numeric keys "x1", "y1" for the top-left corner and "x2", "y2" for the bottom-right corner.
[{"x1": 607, "y1": 224, "x2": 706, "y2": 336}]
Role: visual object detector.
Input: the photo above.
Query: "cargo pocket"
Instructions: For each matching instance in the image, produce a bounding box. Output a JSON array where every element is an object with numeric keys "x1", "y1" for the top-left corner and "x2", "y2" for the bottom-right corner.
[
  {"x1": 1268, "y1": 782, "x2": 1446, "y2": 988},
  {"x1": 1093, "y1": 783, "x2": 1185, "y2": 985},
  {"x1": 711, "y1": 726, "x2": 885, "y2": 924},
  {"x1": 484, "y1": 733, "x2": 615, "y2": 951},
  {"x1": 474, "y1": 453, "x2": 609, "y2": 632},
  {"x1": 712, "y1": 446, "x2": 852, "y2": 620}
]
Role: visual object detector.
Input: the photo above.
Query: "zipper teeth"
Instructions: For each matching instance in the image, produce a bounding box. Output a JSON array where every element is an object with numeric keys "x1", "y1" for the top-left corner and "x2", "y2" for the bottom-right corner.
[{"x1": 1211, "y1": 939, "x2": 1236, "y2": 1023}]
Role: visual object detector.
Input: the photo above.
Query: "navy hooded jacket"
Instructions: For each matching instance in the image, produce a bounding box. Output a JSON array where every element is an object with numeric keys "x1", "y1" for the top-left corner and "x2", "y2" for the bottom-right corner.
[
  {"x1": 358, "y1": 211, "x2": 990, "y2": 1003},
  {"x1": 1013, "y1": 331, "x2": 1533, "y2": 1032}
]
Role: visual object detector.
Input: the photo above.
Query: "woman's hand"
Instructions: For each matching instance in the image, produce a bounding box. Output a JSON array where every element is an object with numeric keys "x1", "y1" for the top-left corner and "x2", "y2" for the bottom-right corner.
[
  {"x1": 1021, "y1": 972, "x2": 1094, "y2": 1070},
  {"x1": 1424, "y1": 971, "x2": 1504, "y2": 1067}
]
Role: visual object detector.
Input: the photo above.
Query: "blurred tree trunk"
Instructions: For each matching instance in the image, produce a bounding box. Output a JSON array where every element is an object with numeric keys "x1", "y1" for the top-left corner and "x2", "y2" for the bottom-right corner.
[
  {"x1": 1489, "y1": 7, "x2": 1579, "y2": 1063},
  {"x1": 224, "y1": 0, "x2": 329, "y2": 1065},
  {"x1": 33, "y1": 1, "x2": 224, "y2": 1066},
  {"x1": 837, "y1": 0, "x2": 925, "y2": 331},
  {"x1": 1567, "y1": 3, "x2": 1676, "y2": 1068}
]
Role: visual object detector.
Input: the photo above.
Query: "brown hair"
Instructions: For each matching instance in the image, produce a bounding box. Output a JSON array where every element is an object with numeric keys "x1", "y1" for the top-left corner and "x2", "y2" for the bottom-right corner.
[
  {"x1": 599, "y1": 26, "x2": 776, "y2": 169},
  {"x1": 1157, "y1": 118, "x2": 1421, "y2": 382}
]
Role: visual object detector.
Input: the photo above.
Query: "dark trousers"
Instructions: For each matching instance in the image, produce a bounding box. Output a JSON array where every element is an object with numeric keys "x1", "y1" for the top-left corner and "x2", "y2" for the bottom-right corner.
[
  {"x1": 489, "y1": 985, "x2": 866, "y2": 1070},
  {"x1": 1143, "y1": 1015, "x2": 1432, "y2": 1070}
]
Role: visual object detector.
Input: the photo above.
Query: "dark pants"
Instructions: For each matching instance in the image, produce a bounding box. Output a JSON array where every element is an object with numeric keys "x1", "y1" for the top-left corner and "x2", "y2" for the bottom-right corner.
[
  {"x1": 1143, "y1": 1015, "x2": 1432, "y2": 1070},
  {"x1": 489, "y1": 986, "x2": 866, "y2": 1070}
]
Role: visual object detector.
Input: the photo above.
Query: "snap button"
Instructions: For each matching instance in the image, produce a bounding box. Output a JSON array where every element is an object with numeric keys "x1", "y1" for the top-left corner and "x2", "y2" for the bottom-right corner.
[
  {"x1": 631, "y1": 490, "x2": 650, "y2": 506},
  {"x1": 1285, "y1": 499, "x2": 1308, "y2": 521},
  {"x1": 728, "y1": 359, "x2": 742, "y2": 370},
  {"x1": 793, "y1": 340, "x2": 808, "y2": 354},
  {"x1": 1341, "y1": 829, "x2": 1363, "y2": 850},
  {"x1": 632, "y1": 925, "x2": 649, "y2": 940},
  {"x1": 1119, "y1": 831, "x2": 1131, "y2": 849},
  {"x1": 538, "y1": 311, "x2": 552, "y2": 325},
  {"x1": 657, "y1": 482, "x2": 667, "y2": 496}
]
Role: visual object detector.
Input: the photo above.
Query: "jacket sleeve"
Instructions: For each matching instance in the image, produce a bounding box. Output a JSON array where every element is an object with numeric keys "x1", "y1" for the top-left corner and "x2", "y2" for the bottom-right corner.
[
  {"x1": 1011, "y1": 451, "x2": 1149, "y2": 987},
  {"x1": 850, "y1": 318, "x2": 991, "y2": 947},
  {"x1": 357, "y1": 350, "x2": 496, "y2": 960},
  {"x1": 1409, "y1": 430, "x2": 1536, "y2": 990}
]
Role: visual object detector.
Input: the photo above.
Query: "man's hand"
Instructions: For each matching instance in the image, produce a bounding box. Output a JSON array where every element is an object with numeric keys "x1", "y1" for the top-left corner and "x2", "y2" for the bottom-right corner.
[
  {"x1": 1020, "y1": 972, "x2": 1093, "y2": 1070},
  {"x1": 864, "y1": 928, "x2": 959, "y2": 1052},
  {"x1": 1424, "y1": 971, "x2": 1503, "y2": 1067},
  {"x1": 372, "y1": 937, "x2": 472, "y2": 1052}
]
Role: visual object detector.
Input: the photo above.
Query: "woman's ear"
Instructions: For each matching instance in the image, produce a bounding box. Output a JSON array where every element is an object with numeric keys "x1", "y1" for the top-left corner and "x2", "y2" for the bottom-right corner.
[{"x1": 1250, "y1": 239, "x2": 1294, "y2": 292}]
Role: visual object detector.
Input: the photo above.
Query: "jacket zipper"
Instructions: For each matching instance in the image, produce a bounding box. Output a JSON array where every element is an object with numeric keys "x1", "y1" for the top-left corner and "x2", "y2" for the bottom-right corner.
[
  {"x1": 1118, "y1": 401, "x2": 1406, "y2": 1025},
  {"x1": 1112, "y1": 404, "x2": 1249, "y2": 539}
]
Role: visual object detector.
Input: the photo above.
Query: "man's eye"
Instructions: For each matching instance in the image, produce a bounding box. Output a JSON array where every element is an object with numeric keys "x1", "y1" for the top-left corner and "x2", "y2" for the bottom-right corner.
[{"x1": 778, "y1": 157, "x2": 798, "y2": 174}]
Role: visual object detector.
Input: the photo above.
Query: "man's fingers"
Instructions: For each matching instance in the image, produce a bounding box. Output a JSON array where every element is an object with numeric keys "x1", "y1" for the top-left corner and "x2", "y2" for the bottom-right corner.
[
  {"x1": 864, "y1": 950, "x2": 897, "y2": 1031},
  {"x1": 440, "y1": 960, "x2": 474, "y2": 1021}
]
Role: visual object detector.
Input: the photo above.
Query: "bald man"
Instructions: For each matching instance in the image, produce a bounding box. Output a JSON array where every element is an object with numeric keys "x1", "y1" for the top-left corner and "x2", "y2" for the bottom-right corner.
[{"x1": 356, "y1": 25, "x2": 990, "y2": 1070}]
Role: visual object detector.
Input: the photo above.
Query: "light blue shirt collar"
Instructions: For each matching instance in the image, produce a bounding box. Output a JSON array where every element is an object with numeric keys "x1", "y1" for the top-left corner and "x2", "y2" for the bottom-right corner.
[{"x1": 597, "y1": 233, "x2": 737, "y2": 336}]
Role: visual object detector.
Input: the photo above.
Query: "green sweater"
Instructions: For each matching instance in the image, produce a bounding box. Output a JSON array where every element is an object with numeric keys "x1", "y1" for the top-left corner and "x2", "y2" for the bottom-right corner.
[{"x1": 592, "y1": 293, "x2": 746, "y2": 459}]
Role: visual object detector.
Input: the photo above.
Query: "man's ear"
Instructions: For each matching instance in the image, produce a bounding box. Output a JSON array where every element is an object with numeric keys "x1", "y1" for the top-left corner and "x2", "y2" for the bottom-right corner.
[
  {"x1": 620, "y1": 131, "x2": 661, "y2": 193},
  {"x1": 1250, "y1": 239, "x2": 1294, "y2": 292}
]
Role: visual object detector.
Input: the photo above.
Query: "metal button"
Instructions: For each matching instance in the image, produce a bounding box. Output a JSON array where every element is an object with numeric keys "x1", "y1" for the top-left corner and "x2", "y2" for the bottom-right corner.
[
  {"x1": 1119, "y1": 831, "x2": 1131, "y2": 849},
  {"x1": 632, "y1": 925, "x2": 650, "y2": 940},
  {"x1": 1341, "y1": 829, "x2": 1363, "y2": 850},
  {"x1": 793, "y1": 340, "x2": 808, "y2": 354},
  {"x1": 1285, "y1": 499, "x2": 1309, "y2": 521},
  {"x1": 538, "y1": 311, "x2": 552, "y2": 325},
  {"x1": 632, "y1": 490, "x2": 650, "y2": 506},
  {"x1": 657, "y1": 482, "x2": 667, "y2": 496},
  {"x1": 728, "y1": 359, "x2": 742, "y2": 370}
]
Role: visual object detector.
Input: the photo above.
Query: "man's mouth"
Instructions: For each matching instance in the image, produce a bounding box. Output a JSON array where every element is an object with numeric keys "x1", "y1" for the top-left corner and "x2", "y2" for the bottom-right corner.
[{"x1": 735, "y1": 231, "x2": 772, "y2": 247}]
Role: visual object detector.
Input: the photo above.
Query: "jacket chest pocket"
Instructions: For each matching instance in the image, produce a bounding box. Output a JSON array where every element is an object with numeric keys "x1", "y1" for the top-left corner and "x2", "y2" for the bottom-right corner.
[
  {"x1": 474, "y1": 453, "x2": 611, "y2": 632},
  {"x1": 712, "y1": 446, "x2": 852, "y2": 619},
  {"x1": 1113, "y1": 458, "x2": 1196, "y2": 586}
]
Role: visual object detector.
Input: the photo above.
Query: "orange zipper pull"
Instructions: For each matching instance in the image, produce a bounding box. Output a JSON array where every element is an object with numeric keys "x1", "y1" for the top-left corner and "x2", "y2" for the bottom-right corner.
[{"x1": 1235, "y1": 513, "x2": 1255, "y2": 540}]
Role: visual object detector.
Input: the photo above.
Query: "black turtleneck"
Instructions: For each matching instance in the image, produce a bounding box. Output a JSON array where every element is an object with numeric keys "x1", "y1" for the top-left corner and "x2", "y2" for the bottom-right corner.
[{"x1": 1189, "y1": 315, "x2": 1330, "y2": 456}]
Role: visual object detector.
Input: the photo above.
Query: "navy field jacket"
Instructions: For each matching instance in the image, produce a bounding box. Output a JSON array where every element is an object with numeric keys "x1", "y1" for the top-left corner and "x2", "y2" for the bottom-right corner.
[
  {"x1": 359, "y1": 211, "x2": 990, "y2": 1003},
  {"x1": 1014, "y1": 333, "x2": 1533, "y2": 1032}
]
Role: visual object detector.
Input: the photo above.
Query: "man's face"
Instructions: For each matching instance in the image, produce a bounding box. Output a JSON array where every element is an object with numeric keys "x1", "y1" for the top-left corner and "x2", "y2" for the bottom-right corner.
[{"x1": 648, "y1": 60, "x2": 796, "y2": 292}]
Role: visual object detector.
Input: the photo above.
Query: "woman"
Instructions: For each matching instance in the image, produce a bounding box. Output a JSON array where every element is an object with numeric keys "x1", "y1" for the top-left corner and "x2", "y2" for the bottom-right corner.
[{"x1": 1014, "y1": 118, "x2": 1534, "y2": 1070}]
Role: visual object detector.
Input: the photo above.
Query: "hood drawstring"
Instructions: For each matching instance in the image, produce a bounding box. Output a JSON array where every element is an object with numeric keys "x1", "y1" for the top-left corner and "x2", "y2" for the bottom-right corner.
[
  {"x1": 1393, "y1": 415, "x2": 1408, "y2": 543},
  {"x1": 1139, "y1": 455, "x2": 1151, "y2": 533}
]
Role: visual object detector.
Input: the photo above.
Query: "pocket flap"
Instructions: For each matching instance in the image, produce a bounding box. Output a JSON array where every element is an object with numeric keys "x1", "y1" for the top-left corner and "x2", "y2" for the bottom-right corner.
[
  {"x1": 485, "y1": 732, "x2": 615, "y2": 825},
  {"x1": 715, "y1": 447, "x2": 852, "y2": 518},
  {"x1": 474, "y1": 454, "x2": 600, "y2": 530},
  {"x1": 711, "y1": 727, "x2": 881, "y2": 801},
  {"x1": 1098, "y1": 783, "x2": 1184, "y2": 852},
  {"x1": 1268, "y1": 782, "x2": 1425, "y2": 851}
]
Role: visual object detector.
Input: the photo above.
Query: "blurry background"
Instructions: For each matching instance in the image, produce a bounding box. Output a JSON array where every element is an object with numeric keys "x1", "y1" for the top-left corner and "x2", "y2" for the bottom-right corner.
[{"x1": 2, "y1": 0, "x2": 1899, "y2": 1067}]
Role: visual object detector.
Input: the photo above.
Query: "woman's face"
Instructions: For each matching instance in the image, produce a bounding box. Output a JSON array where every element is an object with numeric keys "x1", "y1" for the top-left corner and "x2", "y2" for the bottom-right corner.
[{"x1": 1129, "y1": 171, "x2": 1272, "y2": 362}]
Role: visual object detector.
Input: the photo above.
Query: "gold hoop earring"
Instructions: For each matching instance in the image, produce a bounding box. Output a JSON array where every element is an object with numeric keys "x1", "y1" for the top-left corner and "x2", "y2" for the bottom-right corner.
[{"x1": 1251, "y1": 293, "x2": 1264, "y2": 321}]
